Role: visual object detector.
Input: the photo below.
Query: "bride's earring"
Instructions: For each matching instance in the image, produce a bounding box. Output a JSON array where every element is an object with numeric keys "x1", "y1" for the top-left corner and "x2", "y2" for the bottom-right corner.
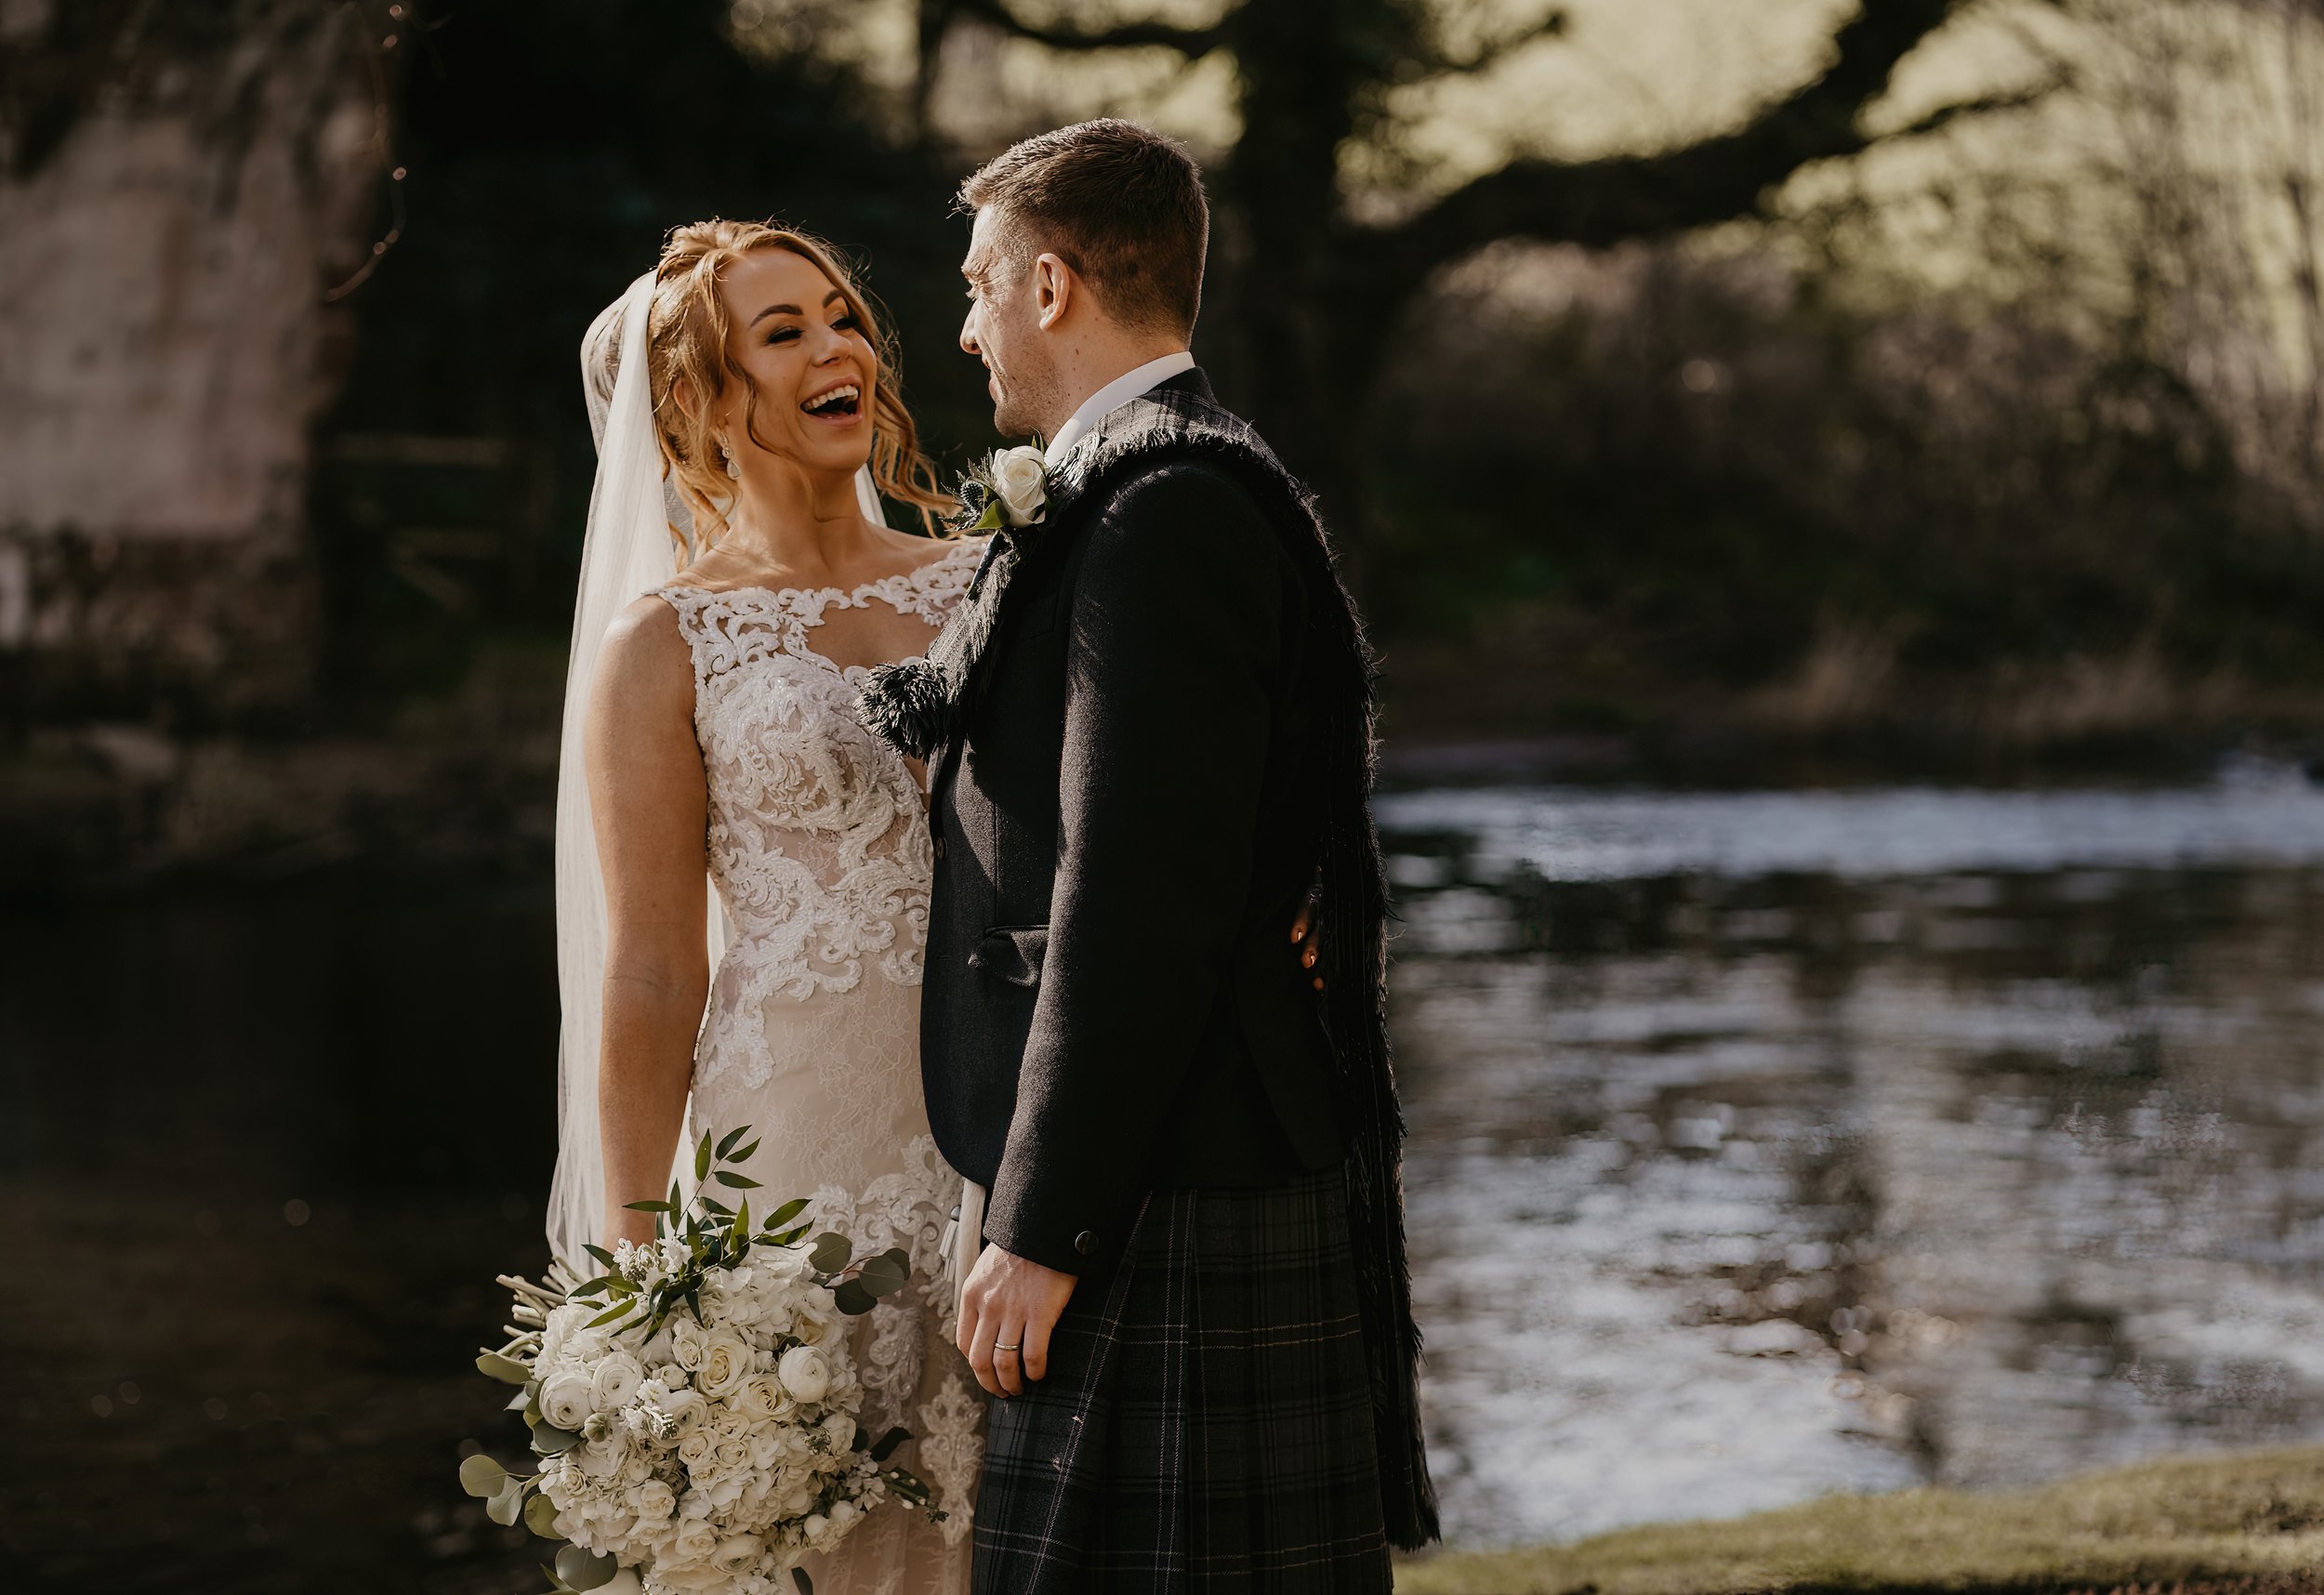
[{"x1": 719, "y1": 436, "x2": 741, "y2": 481}]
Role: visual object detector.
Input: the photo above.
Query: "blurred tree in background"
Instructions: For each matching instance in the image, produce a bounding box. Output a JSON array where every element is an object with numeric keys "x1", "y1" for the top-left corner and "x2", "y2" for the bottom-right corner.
[{"x1": 9, "y1": 0, "x2": 2324, "y2": 890}]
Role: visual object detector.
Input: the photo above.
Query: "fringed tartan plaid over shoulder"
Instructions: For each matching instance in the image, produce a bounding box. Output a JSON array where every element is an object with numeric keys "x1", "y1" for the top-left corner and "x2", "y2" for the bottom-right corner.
[{"x1": 860, "y1": 381, "x2": 1440, "y2": 1549}]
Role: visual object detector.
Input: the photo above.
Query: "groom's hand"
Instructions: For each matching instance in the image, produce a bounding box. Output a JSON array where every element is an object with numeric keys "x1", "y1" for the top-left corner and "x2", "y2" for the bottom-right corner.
[{"x1": 958, "y1": 1245, "x2": 1076, "y2": 1398}]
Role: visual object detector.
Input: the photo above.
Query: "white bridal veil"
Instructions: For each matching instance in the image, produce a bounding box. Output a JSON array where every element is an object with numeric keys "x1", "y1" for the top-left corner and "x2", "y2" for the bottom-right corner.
[{"x1": 546, "y1": 270, "x2": 889, "y2": 1266}]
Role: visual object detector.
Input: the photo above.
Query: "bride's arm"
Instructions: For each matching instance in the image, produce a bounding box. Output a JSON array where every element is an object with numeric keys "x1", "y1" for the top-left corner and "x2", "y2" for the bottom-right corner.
[{"x1": 585, "y1": 597, "x2": 709, "y2": 1249}]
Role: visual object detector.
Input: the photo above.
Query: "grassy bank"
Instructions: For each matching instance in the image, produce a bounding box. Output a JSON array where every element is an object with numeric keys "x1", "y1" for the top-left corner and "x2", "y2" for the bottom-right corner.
[{"x1": 1396, "y1": 1447, "x2": 2324, "y2": 1594}]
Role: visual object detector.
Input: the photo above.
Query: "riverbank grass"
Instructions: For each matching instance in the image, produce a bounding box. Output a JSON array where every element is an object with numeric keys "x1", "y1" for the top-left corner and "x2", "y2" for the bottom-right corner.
[{"x1": 1397, "y1": 1446, "x2": 2324, "y2": 1593}]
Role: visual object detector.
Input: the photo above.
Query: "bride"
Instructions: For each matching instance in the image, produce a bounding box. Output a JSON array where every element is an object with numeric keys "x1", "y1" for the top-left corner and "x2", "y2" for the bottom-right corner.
[{"x1": 545, "y1": 218, "x2": 986, "y2": 1594}]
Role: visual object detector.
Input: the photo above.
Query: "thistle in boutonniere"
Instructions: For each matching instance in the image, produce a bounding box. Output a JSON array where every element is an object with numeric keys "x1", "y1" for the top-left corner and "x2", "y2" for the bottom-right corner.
[{"x1": 957, "y1": 444, "x2": 1049, "y2": 534}]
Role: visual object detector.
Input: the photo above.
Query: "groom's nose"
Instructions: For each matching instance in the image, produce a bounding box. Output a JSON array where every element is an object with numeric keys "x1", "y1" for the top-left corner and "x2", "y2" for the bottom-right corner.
[{"x1": 959, "y1": 306, "x2": 981, "y2": 356}]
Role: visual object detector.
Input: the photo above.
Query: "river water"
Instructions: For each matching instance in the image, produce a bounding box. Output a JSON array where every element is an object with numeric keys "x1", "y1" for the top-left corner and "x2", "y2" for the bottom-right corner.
[
  {"x1": 7, "y1": 766, "x2": 2324, "y2": 1587},
  {"x1": 1380, "y1": 758, "x2": 2324, "y2": 1546}
]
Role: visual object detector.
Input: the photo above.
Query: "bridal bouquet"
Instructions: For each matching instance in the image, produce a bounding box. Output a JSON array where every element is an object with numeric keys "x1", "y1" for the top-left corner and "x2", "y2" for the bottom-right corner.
[{"x1": 460, "y1": 1127, "x2": 937, "y2": 1594}]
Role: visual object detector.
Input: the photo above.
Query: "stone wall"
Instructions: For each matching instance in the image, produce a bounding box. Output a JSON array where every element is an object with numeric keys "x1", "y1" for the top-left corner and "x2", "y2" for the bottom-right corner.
[{"x1": 0, "y1": 0, "x2": 390, "y2": 720}]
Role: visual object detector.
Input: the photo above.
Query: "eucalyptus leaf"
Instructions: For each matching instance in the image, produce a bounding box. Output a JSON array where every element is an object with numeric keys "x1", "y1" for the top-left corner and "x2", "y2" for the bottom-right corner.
[
  {"x1": 457, "y1": 1453, "x2": 508, "y2": 1497},
  {"x1": 855, "y1": 1248, "x2": 910, "y2": 1298},
  {"x1": 524, "y1": 1489, "x2": 562, "y2": 1537},
  {"x1": 793, "y1": 1567, "x2": 816, "y2": 1595},
  {"x1": 530, "y1": 1421, "x2": 584, "y2": 1456},
  {"x1": 505, "y1": 1388, "x2": 530, "y2": 1412},
  {"x1": 476, "y1": 1351, "x2": 532, "y2": 1386},
  {"x1": 557, "y1": 1543, "x2": 620, "y2": 1590},
  {"x1": 868, "y1": 1425, "x2": 910, "y2": 1462},
  {"x1": 831, "y1": 1278, "x2": 878, "y2": 1316},
  {"x1": 808, "y1": 1232, "x2": 853, "y2": 1273},
  {"x1": 486, "y1": 1478, "x2": 525, "y2": 1526}
]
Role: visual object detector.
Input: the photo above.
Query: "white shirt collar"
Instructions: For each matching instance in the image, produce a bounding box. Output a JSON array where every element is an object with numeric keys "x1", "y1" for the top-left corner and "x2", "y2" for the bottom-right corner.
[{"x1": 1042, "y1": 349, "x2": 1196, "y2": 468}]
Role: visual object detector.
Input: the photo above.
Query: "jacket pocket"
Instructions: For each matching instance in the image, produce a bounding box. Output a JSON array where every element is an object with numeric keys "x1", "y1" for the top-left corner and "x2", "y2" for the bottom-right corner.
[{"x1": 969, "y1": 924, "x2": 1050, "y2": 988}]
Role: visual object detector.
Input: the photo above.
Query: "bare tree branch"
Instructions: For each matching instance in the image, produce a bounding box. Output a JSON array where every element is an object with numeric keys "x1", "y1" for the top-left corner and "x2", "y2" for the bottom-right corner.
[
  {"x1": 1882, "y1": 70, "x2": 2070, "y2": 143},
  {"x1": 1362, "y1": 0, "x2": 1964, "y2": 299},
  {"x1": 944, "y1": 0, "x2": 1233, "y2": 57},
  {"x1": 1406, "y1": 6, "x2": 1567, "y2": 79}
]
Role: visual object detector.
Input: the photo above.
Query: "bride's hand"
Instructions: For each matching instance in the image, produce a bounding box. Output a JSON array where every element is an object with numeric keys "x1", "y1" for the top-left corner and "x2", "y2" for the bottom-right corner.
[{"x1": 1290, "y1": 883, "x2": 1324, "y2": 992}]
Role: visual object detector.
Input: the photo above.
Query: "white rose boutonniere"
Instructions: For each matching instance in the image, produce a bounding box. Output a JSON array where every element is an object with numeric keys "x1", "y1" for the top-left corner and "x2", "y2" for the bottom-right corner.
[
  {"x1": 990, "y1": 445, "x2": 1049, "y2": 526},
  {"x1": 958, "y1": 444, "x2": 1050, "y2": 534}
]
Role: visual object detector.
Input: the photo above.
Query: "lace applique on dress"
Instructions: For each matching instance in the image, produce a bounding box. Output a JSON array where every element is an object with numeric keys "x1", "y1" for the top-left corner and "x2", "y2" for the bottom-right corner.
[
  {"x1": 660, "y1": 538, "x2": 986, "y2": 1590},
  {"x1": 657, "y1": 542, "x2": 982, "y2": 1090}
]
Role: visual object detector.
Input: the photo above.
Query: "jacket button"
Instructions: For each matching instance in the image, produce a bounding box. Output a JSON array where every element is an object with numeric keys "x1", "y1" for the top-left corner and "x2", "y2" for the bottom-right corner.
[
  {"x1": 933, "y1": 837, "x2": 945, "y2": 860},
  {"x1": 1074, "y1": 1231, "x2": 1100, "y2": 1257}
]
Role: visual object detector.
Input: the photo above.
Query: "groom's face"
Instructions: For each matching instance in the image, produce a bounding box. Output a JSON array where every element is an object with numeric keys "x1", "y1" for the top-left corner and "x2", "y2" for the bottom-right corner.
[{"x1": 960, "y1": 207, "x2": 1063, "y2": 441}]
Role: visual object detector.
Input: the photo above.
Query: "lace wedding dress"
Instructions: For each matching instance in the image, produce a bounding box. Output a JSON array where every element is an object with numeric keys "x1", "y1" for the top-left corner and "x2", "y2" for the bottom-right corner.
[{"x1": 652, "y1": 535, "x2": 986, "y2": 1595}]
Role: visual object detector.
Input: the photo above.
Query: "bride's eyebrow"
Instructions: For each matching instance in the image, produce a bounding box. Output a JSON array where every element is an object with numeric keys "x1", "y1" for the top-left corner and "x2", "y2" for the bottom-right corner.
[{"x1": 750, "y1": 289, "x2": 847, "y2": 328}]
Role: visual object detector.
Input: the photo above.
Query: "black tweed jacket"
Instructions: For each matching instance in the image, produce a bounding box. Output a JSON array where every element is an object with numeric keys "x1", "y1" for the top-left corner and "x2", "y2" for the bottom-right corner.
[{"x1": 861, "y1": 367, "x2": 1438, "y2": 1549}]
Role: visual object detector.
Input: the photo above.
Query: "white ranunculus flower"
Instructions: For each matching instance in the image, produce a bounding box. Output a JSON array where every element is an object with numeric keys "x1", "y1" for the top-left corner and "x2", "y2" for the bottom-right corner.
[
  {"x1": 539, "y1": 1368, "x2": 595, "y2": 1432},
  {"x1": 776, "y1": 1345, "x2": 832, "y2": 1404},
  {"x1": 990, "y1": 445, "x2": 1048, "y2": 526},
  {"x1": 697, "y1": 1331, "x2": 751, "y2": 1400},
  {"x1": 711, "y1": 1533, "x2": 765, "y2": 1574},
  {"x1": 576, "y1": 1437, "x2": 626, "y2": 1480},
  {"x1": 594, "y1": 1349, "x2": 644, "y2": 1408},
  {"x1": 676, "y1": 1428, "x2": 714, "y2": 1466}
]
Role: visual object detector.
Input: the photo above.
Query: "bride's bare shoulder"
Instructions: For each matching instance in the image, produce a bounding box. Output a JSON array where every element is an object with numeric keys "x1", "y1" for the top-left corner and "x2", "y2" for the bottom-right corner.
[{"x1": 588, "y1": 596, "x2": 693, "y2": 721}]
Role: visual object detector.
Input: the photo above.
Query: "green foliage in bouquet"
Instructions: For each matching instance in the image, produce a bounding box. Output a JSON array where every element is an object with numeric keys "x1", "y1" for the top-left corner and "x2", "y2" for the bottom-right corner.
[{"x1": 458, "y1": 1126, "x2": 937, "y2": 1594}]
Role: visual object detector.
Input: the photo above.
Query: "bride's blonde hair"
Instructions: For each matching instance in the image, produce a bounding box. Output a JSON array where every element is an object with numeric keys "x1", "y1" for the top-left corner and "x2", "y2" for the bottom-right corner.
[{"x1": 647, "y1": 218, "x2": 951, "y2": 544}]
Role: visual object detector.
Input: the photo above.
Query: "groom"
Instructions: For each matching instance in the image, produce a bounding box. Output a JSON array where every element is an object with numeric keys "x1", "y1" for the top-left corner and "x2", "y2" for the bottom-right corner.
[{"x1": 863, "y1": 119, "x2": 1436, "y2": 1591}]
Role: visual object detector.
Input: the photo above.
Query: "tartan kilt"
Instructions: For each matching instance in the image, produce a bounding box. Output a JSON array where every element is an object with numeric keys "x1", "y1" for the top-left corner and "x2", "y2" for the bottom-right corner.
[{"x1": 971, "y1": 1166, "x2": 1393, "y2": 1594}]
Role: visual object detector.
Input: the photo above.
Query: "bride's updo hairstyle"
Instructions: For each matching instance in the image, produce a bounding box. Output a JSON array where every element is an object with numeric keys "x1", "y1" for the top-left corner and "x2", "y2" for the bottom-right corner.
[{"x1": 647, "y1": 218, "x2": 951, "y2": 543}]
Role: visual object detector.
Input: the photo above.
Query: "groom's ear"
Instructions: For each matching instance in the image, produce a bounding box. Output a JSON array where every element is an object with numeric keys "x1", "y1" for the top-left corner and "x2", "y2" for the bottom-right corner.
[{"x1": 1032, "y1": 251, "x2": 1075, "y2": 332}]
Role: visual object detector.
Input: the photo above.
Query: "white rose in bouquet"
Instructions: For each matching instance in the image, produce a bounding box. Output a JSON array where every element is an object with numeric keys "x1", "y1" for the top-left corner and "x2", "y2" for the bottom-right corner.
[
  {"x1": 666, "y1": 1314, "x2": 707, "y2": 1371},
  {"x1": 460, "y1": 1127, "x2": 943, "y2": 1593},
  {"x1": 696, "y1": 1330, "x2": 752, "y2": 1400}
]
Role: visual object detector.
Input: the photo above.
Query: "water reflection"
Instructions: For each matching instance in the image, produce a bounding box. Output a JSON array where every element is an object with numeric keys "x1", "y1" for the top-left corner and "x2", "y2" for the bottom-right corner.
[
  {"x1": 10, "y1": 774, "x2": 2324, "y2": 1581},
  {"x1": 1382, "y1": 772, "x2": 2324, "y2": 1546}
]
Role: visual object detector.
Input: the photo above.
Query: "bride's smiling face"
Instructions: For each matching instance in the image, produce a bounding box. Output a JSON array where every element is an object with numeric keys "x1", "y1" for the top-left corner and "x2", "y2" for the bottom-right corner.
[{"x1": 713, "y1": 246, "x2": 877, "y2": 481}]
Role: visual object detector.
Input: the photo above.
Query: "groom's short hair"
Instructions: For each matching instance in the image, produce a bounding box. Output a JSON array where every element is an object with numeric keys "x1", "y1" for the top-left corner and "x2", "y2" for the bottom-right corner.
[{"x1": 958, "y1": 119, "x2": 1208, "y2": 338}]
